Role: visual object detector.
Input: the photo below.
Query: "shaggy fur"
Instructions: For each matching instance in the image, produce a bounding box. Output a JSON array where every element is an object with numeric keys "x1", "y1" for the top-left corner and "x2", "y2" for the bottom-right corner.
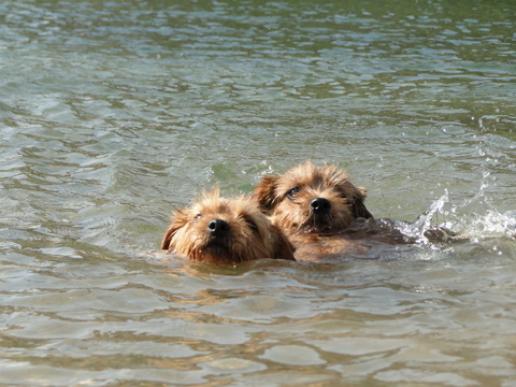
[
  {"x1": 253, "y1": 161, "x2": 374, "y2": 260},
  {"x1": 161, "y1": 189, "x2": 295, "y2": 263}
]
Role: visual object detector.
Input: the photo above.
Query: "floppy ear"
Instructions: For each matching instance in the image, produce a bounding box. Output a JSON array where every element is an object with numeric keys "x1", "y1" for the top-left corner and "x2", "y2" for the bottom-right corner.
[
  {"x1": 271, "y1": 225, "x2": 296, "y2": 261},
  {"x1": 351, "y1": 186, "x2": 373, "y2": 219},
  {"x1": 252, "y1": 175, "x2": 279, "y2": 213},
  {"x1": 161, "y1": 210, "x2": 189, "y2": 251}
]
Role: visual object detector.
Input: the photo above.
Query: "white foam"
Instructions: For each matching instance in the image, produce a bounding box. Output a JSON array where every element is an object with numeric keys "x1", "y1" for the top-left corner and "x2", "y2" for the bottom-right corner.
[{"x1": 392, "y1": 188, "x2": 515, "y2": 245}]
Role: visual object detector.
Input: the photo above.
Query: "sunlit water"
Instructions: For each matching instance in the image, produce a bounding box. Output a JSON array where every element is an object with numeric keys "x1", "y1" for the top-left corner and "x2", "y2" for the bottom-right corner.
[{"x1": 1, "y1": 0, "x2": 515, "y2": 385}]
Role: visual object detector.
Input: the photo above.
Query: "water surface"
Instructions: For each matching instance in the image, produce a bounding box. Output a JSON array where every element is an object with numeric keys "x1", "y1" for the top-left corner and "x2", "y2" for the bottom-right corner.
[{"x1": 1, "y1": 0, "x2": 515, "y2": 385}]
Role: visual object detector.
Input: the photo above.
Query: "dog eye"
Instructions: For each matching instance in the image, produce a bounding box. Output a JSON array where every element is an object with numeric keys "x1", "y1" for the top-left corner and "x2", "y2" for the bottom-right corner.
[
  {"x1": 194, "y1": 213, "x2": 202, "y2": 219},
  {"x1": 242, "y1": 215, "x2": 259, "y2": 234},
  {"x1": 287, "y1": 186, "x2": 300, "y2": 199}
]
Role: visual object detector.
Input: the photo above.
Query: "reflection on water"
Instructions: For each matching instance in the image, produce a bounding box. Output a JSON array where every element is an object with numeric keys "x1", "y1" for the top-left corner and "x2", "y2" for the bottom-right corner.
[{"x1": 1, "y1": 0, "x2": 515, "y2": 385}]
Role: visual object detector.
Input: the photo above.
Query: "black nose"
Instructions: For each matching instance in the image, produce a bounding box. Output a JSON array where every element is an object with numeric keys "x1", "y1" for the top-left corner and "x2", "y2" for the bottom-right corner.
[
  {"x1": 208, "y1": 219, "x2": 229, "y2": 235},
  {"x1": 311, "y1": 198, "x2": 331, "y2": 213}
]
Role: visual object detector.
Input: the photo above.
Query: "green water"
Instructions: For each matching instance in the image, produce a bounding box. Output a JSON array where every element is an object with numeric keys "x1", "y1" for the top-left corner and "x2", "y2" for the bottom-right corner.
[{"x1": 1, "y1": 0, "x2": 515, "y2": 385}]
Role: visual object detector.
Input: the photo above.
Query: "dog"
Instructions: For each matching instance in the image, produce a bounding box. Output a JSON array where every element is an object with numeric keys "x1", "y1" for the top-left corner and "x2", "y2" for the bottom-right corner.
[
  {"x1": 161, "y1": 189, "x2": 295, "y2": 263},
  {"x1": 252, "y1": 161, "x2": 392, "y2": 260}
]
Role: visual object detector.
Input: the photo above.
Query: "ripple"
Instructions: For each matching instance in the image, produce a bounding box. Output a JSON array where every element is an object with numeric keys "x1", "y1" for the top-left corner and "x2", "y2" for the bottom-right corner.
[
  {"x1": 202, "y1": 357, "x2": 266, "y2": 374},
  {"x1": 307, "y1": 337, "x2": 409, "y2": 356},
  {"x1": 260, "y1": 345, "x2": 326, "y2": 366},
  {"x1": 375, "y1": 369, "x2": 479, "y2": 386},
  {"x1": 0, "y1": 0, "x2": 515, "y2": 385},
  {"x1": 197, "y1": 294, "x2": 322, "y2": 323}
]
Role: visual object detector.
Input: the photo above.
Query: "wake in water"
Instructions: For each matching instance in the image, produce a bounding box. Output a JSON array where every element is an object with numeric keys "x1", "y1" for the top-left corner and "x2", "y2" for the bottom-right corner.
[{"x1": 373, "y1": 189, "x2": 516, "y2": 248}]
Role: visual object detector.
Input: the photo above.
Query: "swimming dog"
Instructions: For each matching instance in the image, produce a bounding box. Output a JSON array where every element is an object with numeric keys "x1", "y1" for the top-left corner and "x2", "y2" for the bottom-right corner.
[
  {"x1": 253, "y1": 161, "x2": 404, "y2": 260},
  {"x1": 161, "y1": 189, "x2": 295, "y2": 263}
]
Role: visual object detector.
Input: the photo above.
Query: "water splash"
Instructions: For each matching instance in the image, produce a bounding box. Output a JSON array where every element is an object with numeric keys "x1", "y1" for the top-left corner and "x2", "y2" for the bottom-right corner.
[
  {"x1": 395, "y1": 190, "x2": 451, "y2": 245},
  {"x1": 461, "y1": 170, "x2": 491, "y2": 210},
  {"x1": 393, "y1": 188, "x2": 515, "y2": 246},
  {"x1": 457, "y1": 210, "x2": 516, "y2": 242}
]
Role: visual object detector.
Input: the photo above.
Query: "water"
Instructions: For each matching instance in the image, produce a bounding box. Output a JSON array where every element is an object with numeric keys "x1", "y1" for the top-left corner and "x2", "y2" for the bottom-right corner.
[{"x1": 1, "y1": 0, "x2": 515, "y2": 385}]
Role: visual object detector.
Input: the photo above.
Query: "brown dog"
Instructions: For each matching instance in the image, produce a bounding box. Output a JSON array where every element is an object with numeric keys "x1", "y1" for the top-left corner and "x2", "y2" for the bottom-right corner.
[
  {"x1": 161, "y1": 189, "x2": 295, "y2": 263},
  {"x1": 253, "y1": 161, "x2": 376, "y2": 260}
]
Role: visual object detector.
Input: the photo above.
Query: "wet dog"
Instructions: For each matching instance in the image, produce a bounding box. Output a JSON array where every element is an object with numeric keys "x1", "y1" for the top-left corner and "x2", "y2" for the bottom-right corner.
[
  {"x1": 161, "y1": 189, "x2": 295, "y2": 263},
  {"x1": 253, "y1": 161, "x2": 389, "y2": 260}
]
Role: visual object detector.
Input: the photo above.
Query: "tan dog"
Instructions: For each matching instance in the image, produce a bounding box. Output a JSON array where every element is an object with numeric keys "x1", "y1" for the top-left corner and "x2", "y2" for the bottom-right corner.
[
  {"x1": 161, "y1": 189, "x2": 295, "y2": 263},
  {"x1": 253, "y1": 161, "x2": 375, "y2": 260}
]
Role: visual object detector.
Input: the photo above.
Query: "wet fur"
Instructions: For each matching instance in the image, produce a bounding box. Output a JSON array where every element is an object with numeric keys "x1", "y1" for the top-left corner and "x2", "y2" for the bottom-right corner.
[
  {"x1": 253, "y1": 161, "x2": 374, "y2": 260},
  {"x1": 161, "y1": 189, "x2": 295, "y2": 263}
]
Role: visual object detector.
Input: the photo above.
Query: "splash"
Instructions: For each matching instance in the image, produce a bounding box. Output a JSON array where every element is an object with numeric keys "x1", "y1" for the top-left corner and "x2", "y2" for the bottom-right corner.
[
  {"x1": 456, "y1": 210, "x2": 516, "y2": 242},
  {"x1": 393, "y1": 188, "x2": 515, "y2": 245},
  {"x1": 394, "y1": 190, "x2": 451, "y2": 245}
]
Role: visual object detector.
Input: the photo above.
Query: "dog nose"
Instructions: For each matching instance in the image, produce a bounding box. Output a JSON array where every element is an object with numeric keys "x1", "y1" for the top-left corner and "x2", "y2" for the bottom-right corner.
[
  {"x1": 207, "y1": 219, "x2": 229, "y2": 235},
  {"x1": 311, "y1": 197, "x2": 331, "y2": 213}
]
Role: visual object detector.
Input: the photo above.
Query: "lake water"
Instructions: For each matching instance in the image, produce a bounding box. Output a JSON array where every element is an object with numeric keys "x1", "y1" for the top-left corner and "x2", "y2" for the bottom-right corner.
[{"x1": 1, "y1": 0, "x2": 515, "y2": 385}]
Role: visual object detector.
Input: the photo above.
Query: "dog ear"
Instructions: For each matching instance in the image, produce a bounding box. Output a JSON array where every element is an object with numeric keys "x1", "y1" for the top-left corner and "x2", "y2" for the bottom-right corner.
[
  {"x1": 161, "y1": 210, "x2": 188, "y2": 251},
  {"x1": 252, "y1": 175, "x2": 279, "y2": 212},
  {"x1": 351, "y1": 186, "x2": 373, "y2": 219},
  {"x1": 271, "y1": 225, "x2": 296, "y2": 261}
]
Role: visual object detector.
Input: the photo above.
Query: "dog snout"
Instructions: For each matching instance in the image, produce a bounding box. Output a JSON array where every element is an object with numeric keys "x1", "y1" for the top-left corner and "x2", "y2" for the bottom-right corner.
[
  {"x1": 311, "y1": 197, "x2": 331, "y2": 214},
  {"x1": 207, "y1": 219, "x2": 229, "y2": 236}
]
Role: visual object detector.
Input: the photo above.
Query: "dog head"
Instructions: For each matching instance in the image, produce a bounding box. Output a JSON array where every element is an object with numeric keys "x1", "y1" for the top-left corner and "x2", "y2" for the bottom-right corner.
[
  {"x1": 161, "y1": 189, "x2": 295, "y2": 263},
  {"x1": 253, "y1": 161, "x2": 373, "y2": 235}
]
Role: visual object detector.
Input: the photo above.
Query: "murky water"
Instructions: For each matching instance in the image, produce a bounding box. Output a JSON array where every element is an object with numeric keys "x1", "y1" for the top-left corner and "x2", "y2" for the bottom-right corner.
[{"x1": 1, "y1": 0, "x2": 515, "y2": 385}]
